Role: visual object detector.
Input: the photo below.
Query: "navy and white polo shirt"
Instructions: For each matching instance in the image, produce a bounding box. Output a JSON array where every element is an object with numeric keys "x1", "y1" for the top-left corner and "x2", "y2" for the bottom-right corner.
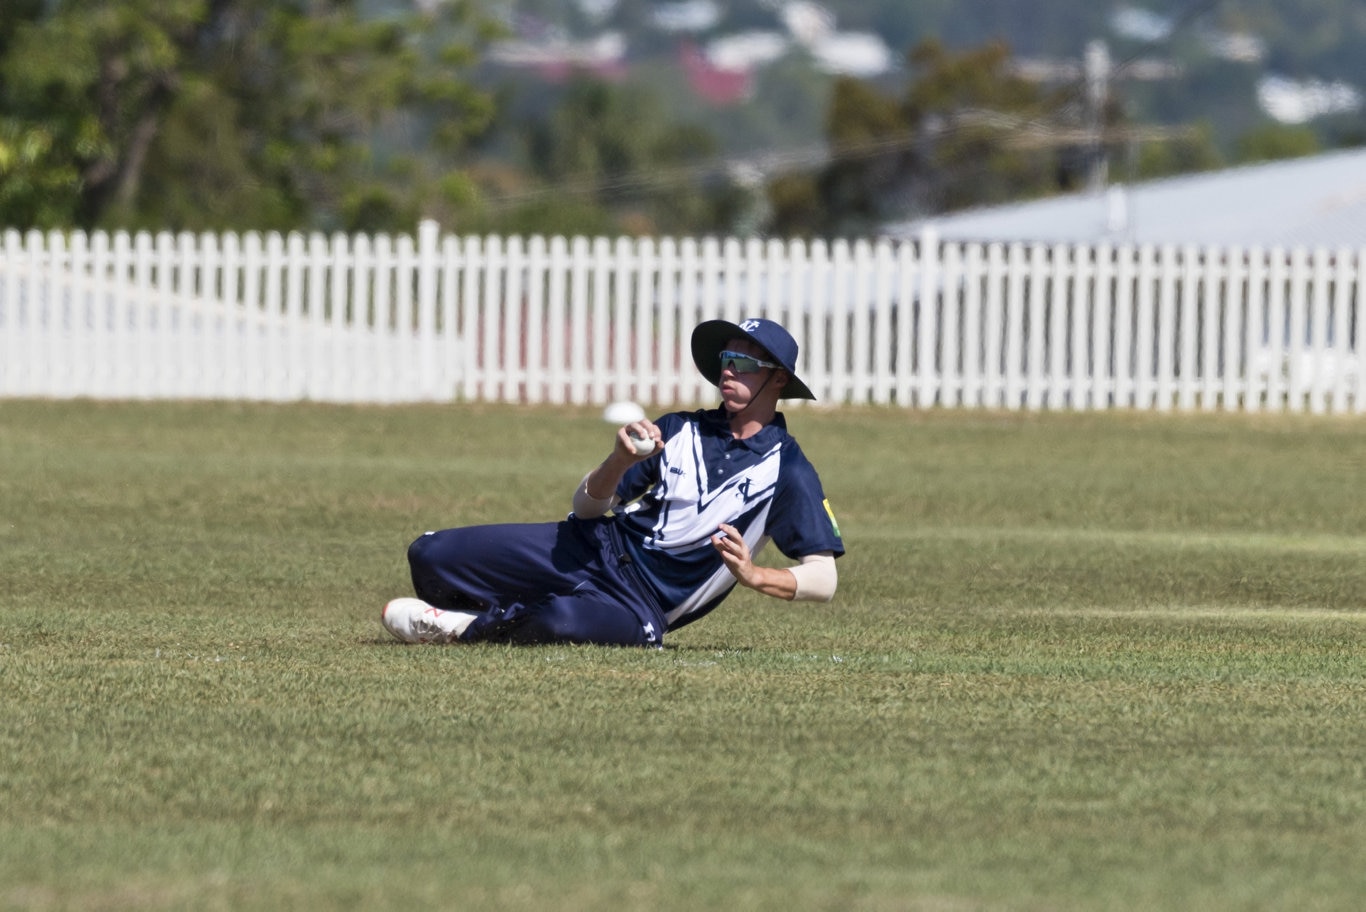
[{"x1": 610, "y1": 408, "x2": 844, "y2": 630}]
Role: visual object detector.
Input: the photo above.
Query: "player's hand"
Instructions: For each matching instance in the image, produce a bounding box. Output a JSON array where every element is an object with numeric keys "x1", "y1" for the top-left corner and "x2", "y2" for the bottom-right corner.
[
  {"x1": 712, "y1": 523, "x2": 798, "y2": 599},
  {"x1": 711, "y1": 522, "x2": 754, "y2": 583},
  {"x1": 616, "y1": 420, "x2": 661, "y2": 460}
]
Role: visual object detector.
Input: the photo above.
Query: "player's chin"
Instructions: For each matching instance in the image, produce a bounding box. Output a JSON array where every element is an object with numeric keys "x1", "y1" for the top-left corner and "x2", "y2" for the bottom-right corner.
[{"x1": 719, "y1": 387, "x2": 749, "y2": 410}]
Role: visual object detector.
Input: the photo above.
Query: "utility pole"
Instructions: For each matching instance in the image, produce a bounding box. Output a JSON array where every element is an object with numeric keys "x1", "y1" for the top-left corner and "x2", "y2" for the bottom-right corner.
[
  {"x1": 1084, "y1": 40, "x2": 1110, "y2": 192},
  {"x1": 1012, "y1": 39, "x2": 1185, "y2": 193}
]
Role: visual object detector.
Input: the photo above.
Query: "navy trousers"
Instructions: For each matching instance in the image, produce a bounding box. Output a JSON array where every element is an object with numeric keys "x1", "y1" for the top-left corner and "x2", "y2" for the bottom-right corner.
[{"x1": 406, "y1": 517, "x2": 665, "y2": 647}]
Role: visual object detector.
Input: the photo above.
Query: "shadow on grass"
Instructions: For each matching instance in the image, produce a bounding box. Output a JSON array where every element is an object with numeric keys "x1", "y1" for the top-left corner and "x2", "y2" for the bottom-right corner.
[{"x1": 360, "y1": 635, "x2": 757, "y2": 654}]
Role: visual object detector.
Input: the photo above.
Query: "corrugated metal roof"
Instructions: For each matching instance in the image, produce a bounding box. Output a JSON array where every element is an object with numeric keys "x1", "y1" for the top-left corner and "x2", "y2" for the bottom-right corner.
[{"x1": 884, "y1": 147, "x2": 1366, "y2": 250}]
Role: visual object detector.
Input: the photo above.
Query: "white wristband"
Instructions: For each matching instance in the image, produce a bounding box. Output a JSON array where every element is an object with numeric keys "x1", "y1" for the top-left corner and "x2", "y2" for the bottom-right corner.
[{"x1": 572, "y1": 474, "x2": 618, "y2": 518}]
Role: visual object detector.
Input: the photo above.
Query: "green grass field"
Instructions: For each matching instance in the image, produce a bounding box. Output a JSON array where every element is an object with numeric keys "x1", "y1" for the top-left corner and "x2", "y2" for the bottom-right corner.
[{"x1": 1, "y1": 399, "x2": 1363, "y2": 911}]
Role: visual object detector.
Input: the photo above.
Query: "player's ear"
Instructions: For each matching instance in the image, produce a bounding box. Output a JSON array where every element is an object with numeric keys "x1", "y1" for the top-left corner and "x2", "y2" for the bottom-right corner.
[{"x1": 774, "y1": 370, "x2": 790, "y2": 392}]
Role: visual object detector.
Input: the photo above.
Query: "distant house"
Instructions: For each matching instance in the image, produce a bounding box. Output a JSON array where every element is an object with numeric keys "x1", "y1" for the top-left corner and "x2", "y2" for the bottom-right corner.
[
  {"x1": 1257, "y1": 75, "x2": 1362, "y2": 124},
  {"x1": 780, "y1": 0, "x2": 893, "y2": 78},
  {"x1": 650, "y1": 0, "x2": 721, "y2": 33},
  {"x1": 884, "y1": 148, "x2": 1366, "y2": 251},
  {"x1": 679, "y1": 41, "x2": 753, "y2": 105},
  {"x1": 680, "y1": 33, "x2": 795, "y2": 106},
  {"x1": 807, "y1": 31, "x2": 892, "y2": 78},
  {"x1": 488, "y1": 30, "x2": 628, "y2": 82}
]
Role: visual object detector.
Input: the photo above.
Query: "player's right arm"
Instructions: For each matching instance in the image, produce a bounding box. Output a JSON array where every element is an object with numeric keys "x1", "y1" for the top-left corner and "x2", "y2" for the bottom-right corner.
[{"x1": 572, "y1": 420, "x2": 659, "y2": 518}]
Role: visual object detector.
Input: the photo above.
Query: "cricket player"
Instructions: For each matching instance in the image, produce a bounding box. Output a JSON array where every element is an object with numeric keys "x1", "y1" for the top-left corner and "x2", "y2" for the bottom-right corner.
[{"x1": 382, "y1": 317, "x2": 844, "y2": 647}]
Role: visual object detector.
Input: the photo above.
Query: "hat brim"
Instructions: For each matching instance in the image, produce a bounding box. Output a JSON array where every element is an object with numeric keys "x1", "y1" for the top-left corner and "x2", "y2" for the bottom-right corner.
[{"x1": 690, "y1": 320, "x2": 815, "y2": 400}]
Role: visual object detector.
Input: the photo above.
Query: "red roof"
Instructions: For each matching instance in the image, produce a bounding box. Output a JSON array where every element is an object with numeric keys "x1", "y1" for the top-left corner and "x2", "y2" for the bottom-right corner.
[{"x1": 679, "y1": 41, "x2": 752, "y2": 106}]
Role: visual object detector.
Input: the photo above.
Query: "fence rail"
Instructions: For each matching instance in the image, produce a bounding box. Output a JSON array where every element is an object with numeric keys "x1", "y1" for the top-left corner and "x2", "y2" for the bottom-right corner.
[{"x1": 1, "y1": 221, "x2": 1362, "y2": 413}]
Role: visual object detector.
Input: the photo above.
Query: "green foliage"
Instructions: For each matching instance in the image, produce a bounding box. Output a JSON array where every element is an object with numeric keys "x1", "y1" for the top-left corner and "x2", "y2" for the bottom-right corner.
[
  {"x1": 0, "y1": 121, "x2": 84, "y2": 226},
  {"x1": 763, "y1": 171, "x2": 823, "y2": 238},
  {"x1": 2, "y1": 401, "x2": 1365, "y2": 909},
  {"x1": 1235, "y1": 122, "x2": 1324, "y2": 163},
  {"x1": 498, "y1": 74, "x2": 751, "y2": 237},
  {"x1": 1133, "y1": 121, "x2": 1224, "y2": 180},
  {"x1": 0, "y1": 0, "x2": 500, "y2": 232}
]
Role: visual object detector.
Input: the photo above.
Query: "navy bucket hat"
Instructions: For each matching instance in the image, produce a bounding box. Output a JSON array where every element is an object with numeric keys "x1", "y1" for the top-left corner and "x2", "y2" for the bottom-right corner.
[{"x1": 690, "y1": 317, "x2": 815, "y2": 400}]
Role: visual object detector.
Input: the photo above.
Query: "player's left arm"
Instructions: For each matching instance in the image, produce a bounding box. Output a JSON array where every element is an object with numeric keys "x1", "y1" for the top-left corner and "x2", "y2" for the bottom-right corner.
[{"x1": 711, "y1": 523, "x2": 838, "y2": 602}]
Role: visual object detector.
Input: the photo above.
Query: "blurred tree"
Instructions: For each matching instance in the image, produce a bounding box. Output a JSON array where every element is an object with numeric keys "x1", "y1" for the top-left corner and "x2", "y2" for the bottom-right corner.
[
  {"x1": 1132, "y1": 121, "x2": 1223, "y2": 179},
  {"x1": 765, "y1": 170, "x2": 824, "y2": 238},
  {"x1": 0, "y1": 0, "x2": 500, "y2": 232},
  {"x1": 808, "y1": 76, "x2": 907, "y2": 237},
  {"x1": 0, "y1": 0, "x2": 86, "y2": 226},
  {"x1": 515, "y1": 75, "x2": 740, "y2": 236},
  {"x1": 767, "y1": 39, "x2": 1077, "y2": 238},
  {"x1": 1234, "y1": 122, "x2": 1322, "y2": 162}
]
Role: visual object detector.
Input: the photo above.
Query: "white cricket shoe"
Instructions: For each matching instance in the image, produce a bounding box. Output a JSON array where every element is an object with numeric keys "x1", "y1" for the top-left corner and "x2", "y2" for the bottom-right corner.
[{"x1": 382, "y1": 598, "x2": 477, "y2": 644}]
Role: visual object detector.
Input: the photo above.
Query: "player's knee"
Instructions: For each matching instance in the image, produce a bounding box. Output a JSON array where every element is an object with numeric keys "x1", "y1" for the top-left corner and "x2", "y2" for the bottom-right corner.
[
  {"x1": 534, "y1": 599, "x2": 583, "y2": 640},
  {"x1": 407, "y1": 530, "x2": 443, "y2": 572}
]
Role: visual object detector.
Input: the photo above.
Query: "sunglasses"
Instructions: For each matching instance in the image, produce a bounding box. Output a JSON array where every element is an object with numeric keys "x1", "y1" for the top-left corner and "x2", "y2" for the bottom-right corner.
[{"x1": 718, "y1": 350, "x2": 780, "y2": 374}]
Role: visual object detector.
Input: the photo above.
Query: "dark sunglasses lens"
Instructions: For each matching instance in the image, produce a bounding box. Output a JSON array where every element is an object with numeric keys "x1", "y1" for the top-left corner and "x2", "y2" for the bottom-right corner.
[{"x1": 720, "y1": 352, "x2": 760, "y2": 373}]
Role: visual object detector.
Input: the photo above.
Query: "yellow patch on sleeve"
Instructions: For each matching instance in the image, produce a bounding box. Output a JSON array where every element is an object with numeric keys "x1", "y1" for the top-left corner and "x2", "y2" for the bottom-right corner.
[{"x1": 823, "y1": 499, "x2": 842, "y2": 538}]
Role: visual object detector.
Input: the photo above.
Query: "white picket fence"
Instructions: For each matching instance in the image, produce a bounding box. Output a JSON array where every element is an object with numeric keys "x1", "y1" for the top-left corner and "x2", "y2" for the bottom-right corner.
[{"x1": 1, "y1": 220, "x2": 1362, "y2": 413}]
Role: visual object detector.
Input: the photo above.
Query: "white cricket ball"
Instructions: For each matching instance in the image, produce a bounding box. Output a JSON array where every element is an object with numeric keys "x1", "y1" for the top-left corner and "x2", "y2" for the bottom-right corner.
[{"x1": 628, "y1": 433, "x2": 655, "y2": 456}]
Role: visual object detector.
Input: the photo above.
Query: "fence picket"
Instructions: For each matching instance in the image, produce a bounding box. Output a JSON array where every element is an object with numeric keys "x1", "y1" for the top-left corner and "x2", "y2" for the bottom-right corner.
[
  {"x1": 1265, "y1": 249, "x2": 1290, "y2": 411},
  {"x1": 917, "y1": 231, "x2": 941, "y2": 407},
  {"x1": 885, "y1": 240, "x2": 912, "y2": 406},
  {"x1": 939, "y1": 242, "x2": 962, "y2": 407},
  {"x1": 1091, "y1": 244, "x2": 1114, "y2": 410},
  {"x1": 1025, "y1": 243, "x2": 1048, "y2": 410},
  {"x1": 633, "y1": 237, "x2": 656, "y2": 404},
  {"x1": 1002, "y1": 243, "x2": 1026, "y2": 410},
  {"x1": 1286, "y1": 248, "x2": 1311, "y2": 413},
  {"x1": 42, "y1": 230, "x2": 65, "y2": 397},
  {"x1": 806, "y1": 239, "x2": 830, "y2": 402},
  {"x1": 982, "y1": 243, "x2": 1005, "y2": 408},
  {"x1": 1329, "y1": 249, "x2": 1355, "y2": 413},
  {"x1": 1177, "y1": 245, "x2": 1200, "y2": 411},
  {"x1": 1353, "y1": 248, "x2": 1366, "y2": 411}
]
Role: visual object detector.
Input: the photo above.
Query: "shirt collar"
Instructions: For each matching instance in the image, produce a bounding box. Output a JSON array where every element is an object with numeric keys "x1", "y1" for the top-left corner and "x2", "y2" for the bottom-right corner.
[{"x1": 701, "y1": 407, "x2": 788, "y2": 452}]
